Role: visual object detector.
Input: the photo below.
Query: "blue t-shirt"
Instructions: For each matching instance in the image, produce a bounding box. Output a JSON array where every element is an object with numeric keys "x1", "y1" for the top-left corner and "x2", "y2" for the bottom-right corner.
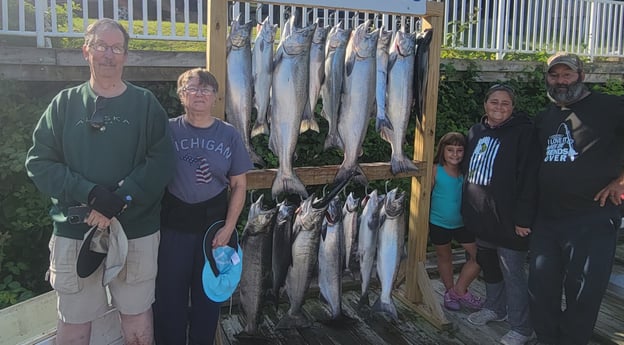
[
  {"x1": 430, "y1": 164, "x2": 464, "y2": 229},
  {"x1": 167, "y1": 116, "x2": 253, "y2": 204}
]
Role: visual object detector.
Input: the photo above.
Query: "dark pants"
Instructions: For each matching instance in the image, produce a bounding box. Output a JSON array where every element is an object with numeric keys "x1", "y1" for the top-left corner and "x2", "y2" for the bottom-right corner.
[
  {"x1": 528, "y1": 212, "x2": 619, "y2": 345},
  {"x1": 153, "y1": 227, "x2": 221, "y2": 345}
]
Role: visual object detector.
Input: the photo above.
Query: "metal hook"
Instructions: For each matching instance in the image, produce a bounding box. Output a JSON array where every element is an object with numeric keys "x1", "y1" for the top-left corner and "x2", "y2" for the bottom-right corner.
[
  {"x1": 385, "y1": 180, "x2": 391, "y2": 194},
  {"x1": 249, "y1": 190, "x2": 256, "y2": 203}
]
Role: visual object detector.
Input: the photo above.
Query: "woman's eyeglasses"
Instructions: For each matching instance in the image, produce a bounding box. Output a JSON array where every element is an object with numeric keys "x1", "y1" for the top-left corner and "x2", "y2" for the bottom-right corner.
[
  {"x1": 183, "y1": 87, "x2": 216, "y2": 96},
  {"x1": 88, "y1": 96, "x2": 107, "y2": 131}
]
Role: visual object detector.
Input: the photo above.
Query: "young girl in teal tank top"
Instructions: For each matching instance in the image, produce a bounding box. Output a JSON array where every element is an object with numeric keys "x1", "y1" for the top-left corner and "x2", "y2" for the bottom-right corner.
[{"x1": 430, "y1": 132, "x2": 483, "y2": 311}]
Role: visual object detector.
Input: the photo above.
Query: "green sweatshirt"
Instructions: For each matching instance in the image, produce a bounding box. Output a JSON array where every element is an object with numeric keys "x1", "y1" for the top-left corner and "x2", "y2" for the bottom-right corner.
[{"x1": 25, "y1": 81, "x2": 175, "y2": 240}]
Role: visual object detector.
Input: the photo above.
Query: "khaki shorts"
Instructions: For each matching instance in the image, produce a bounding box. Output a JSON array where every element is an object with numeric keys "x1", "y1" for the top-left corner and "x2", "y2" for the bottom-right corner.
[{"x1": 48, "y1": 231, "x2": 160, "y2": 323}]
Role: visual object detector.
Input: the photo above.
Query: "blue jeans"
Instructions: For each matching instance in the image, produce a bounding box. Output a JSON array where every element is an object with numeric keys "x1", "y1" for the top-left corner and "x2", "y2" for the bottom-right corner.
[
  {"x1": 477, "y1": 240, "x2": 532, "y2": 337},
  {"x1": 153, "y1": 227, "x2": 221, "y2": 345},
  {"x1": 528, "y1": 213, "x2": 619, "y2": 345}
]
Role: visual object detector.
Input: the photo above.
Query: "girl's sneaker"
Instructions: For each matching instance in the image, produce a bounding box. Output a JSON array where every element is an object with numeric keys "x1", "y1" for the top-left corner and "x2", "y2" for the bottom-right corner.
[
  {"x1": 449, "y1": 288, "x2": 483, "y2": 310},
  {"x1": 443, "y1": 290, "x2": 460, "y2": 311}
]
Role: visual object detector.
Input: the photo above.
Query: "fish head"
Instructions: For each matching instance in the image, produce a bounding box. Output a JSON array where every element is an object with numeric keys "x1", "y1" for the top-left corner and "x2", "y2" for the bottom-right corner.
[
  {"x1": 228, "y1": 17, "x2": 253, "y2": 48},
  {"x1": 351, "y1": 20, "x2": 378, "y2": 59},
  {"x1": 312, "y1": 22, "x2": 329, "y2": 44},
  {"x1": 246, "y1": 194, "x2": 277, "y2": 233},
  {"x1": 281, "y1": 22, "x2": 317, "y2": 56},
  {"x1": 344, "y1": 192, "x2": 360, "y2": 213},
  {"x1": 391, "y1": 30, "x2": 416, "y2": 57},
  {"x1": 257, "y1": 17, "x2": 277, "y2": 43},
  {"x1": 295, "y1": 194, "x2": 327, "y2": 231},
  {"x1": 377, "y1": 27, "x2": 393, "y2": 49},
  {"x1": 383, "y1": 188, "x2": 406, "y2": 219},
  {"x1": 276, "y1": 201, "x2": 296, "y2": 224},
  {"x1": 326, "y1": 23, "x2": 350, "y2": 51},
  {"x1": 324, "y1": 196, "x2": 342, "y2": 225}
]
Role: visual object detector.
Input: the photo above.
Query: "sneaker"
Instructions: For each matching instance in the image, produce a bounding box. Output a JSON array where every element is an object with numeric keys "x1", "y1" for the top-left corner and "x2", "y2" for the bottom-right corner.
[
  {"x1": 449, "y1": 288, "x2": 483, "y2": 310},
  {"x1": 500, "y1": 330, "x2": 534, "y2": 345},
  {"x1": 443, "y1": 290, "x2": 460, "y2": 311},
  {"x1": 467, "y1": 308, "x2": 507, "y2": 326}
]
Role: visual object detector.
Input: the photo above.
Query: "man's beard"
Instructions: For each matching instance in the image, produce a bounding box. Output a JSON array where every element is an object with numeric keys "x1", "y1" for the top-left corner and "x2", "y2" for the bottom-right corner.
[{"x1": 547, "y1": 78, "x2": 588, "y2": 106}]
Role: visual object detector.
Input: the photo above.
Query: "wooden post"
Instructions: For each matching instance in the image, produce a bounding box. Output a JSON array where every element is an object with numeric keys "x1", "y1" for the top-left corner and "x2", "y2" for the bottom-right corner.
[
  {"x1": 403, "y1": 0, "x2": 449, "y2": 328},
  {"x1": 207, "y1": 0, "x2": 228, "y2": 120}
]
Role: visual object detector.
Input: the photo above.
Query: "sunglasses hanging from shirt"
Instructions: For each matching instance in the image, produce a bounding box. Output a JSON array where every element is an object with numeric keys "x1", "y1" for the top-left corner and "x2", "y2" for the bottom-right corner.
[{"x1": 88, "y1": 96, "x2": 108, "y2": 131}]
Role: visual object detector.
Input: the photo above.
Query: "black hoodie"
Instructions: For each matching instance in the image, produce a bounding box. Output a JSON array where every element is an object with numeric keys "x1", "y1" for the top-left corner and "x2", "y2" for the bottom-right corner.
[{"x1": 462, "y1": 112, "x2": 538, "y2": 251}]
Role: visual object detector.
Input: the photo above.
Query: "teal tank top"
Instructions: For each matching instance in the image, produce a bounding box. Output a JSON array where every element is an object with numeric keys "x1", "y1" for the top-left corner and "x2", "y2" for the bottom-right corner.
[{"x1": 430, "y1": 164, "x2": 464, "y2": 229}]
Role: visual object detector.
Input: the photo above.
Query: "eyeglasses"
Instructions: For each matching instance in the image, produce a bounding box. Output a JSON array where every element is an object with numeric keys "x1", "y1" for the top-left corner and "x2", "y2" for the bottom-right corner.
[
  {"x1": 183, "y1": 87, "x2": 216, "y2": 96},
  {"x1": 88, "y1": 96, "x2": 107, "y2": 131},
  {"x1": 90, "y1": 42, "x2": 126, "y2": 55}
]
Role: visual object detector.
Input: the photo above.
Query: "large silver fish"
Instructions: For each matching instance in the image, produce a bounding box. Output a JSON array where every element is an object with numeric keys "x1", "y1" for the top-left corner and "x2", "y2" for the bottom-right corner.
[
  {"x1": 271, "y1": 200, "x2": 295, "y2": 310},
  {"x1": 239, "y1": 194, "x2": 277, "y2": 335},
  {"x1": 275, "y1": 194, "x2": 327, "y2": 329},
  {"x1": 385, "y1": 30, "x2": 419, "y2": 175},
  {"x1": 269, "y1": 22, "x2": 316, "y2": 200},
  {"x1": 372, "y1": 187, "x2": 406, "y2": 320},
  {"x1": 320, "y1": 22, "x2": 350, "y2": 151},
  {"x1": 318, "y1": 195, "x2": 344, "y2": 320},
  {"x1": 276, "y1": 171, "x2": 356, "y2": 329},
  {"x1": 414, "y1": 29, "x2": 433, "y2": 123},
  {"x1": 251, "y1": 17, "x2": 277, "y2": 138},
  {"x1": 226, "y1": 16, "x2": 264, "y2": 167},
  {"x1": 342, "y1": 191, "x2": 359, "y2": 274},
  {"x1": 375, "y1": 27, "x2": 394, "y2": 137},
  {"x1": 357, "y1": 189, "x2": 384, "y2": 308},
  {"x1": 335, "y1": 20, "x2": 379, "y2": 186},
  {"x1": 300, "y1": 21, "x2": 328, "y2": 134}
]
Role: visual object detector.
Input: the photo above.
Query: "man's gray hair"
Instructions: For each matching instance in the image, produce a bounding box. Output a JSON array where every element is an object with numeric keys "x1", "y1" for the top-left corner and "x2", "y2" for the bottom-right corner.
[{"x1": 84, "y1": 18, "x2": 130, "y2": 52}]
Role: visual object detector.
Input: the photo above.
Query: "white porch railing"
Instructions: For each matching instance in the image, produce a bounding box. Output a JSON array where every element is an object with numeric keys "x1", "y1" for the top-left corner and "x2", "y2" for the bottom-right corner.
[{"x1": 0, "y1": 0, "x2": 623, "y2": 59}]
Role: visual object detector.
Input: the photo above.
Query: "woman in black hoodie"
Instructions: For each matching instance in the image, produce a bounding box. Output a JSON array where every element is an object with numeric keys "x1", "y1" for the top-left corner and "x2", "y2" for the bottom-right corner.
[{"x1": 462, "y1": 84, "x2": 537, "y2": 345}]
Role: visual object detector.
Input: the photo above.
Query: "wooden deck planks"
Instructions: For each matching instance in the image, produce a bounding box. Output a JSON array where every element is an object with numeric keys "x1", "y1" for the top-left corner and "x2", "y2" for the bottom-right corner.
[{"x1": 218, "y1": 240, "x2": 624, "y2": 345}]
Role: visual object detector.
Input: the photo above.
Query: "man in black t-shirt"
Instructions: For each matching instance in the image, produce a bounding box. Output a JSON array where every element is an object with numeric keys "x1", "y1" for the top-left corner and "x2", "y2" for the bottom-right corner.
[{"x1": 529, "y1": 52, "x2": 624, "y2": 345}]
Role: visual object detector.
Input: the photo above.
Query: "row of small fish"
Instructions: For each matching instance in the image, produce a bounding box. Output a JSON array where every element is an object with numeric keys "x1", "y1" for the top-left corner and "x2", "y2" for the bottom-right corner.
[{"x1": 238, "y1": 185, "x2": 406, "y2": 335}]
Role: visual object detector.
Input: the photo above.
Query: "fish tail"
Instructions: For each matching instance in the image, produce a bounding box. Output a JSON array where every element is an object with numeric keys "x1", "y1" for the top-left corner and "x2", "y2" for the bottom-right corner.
[
  {"x1": 300, "y1": 118, "x2": 320, "y2": 134},
  {"x1": 249, "y1": 149, "x2": 266, "y2": 168},
  {"x1": 372, "y1": 297, "x2": 398, "y2": 320},
  {"x1": 250, "y1": 119, "x2": 269, "y2": 138},
  {"x1": 377, "y1": 122, "x2": 394, "y2": 144},
  {"x1": 357, "y1": 291, "x2": 370, "y2": 310},
  {"x1": 335, "y1": 165, "x2": 367, "y2": 187},
  {"x1": 271, "y1": 171, "x2": 309, "y2": 200},
  {"x1": 301, "y1": 105, "x2": 320, "y2": 133},
  {"x1": 323, "y1": 131, "x2": 343, "y2": 151},
  {"x1": 376, "y1": 115, "x2": 394, "y2": 133},
  {"x1": 390, "y1": 155, "x2": 419, "y2": 175}
]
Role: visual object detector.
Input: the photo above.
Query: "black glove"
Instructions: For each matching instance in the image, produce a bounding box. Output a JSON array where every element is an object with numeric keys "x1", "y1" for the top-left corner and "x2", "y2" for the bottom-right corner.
[{"x1": 88, "y1": 185, "x2": 126, "y2": 219}]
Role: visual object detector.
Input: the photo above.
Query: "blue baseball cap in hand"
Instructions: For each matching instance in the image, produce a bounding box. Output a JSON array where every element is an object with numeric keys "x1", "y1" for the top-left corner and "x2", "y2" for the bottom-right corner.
[{"x1": 202, "y1": 220, "x2": 243, "y2": 303}]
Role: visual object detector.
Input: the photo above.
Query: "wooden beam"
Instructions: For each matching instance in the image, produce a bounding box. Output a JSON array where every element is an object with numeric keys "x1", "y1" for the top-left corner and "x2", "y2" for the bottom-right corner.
[
  {"x1": 405, "y1": 4, "x2": 444, "y2": 310},
  {"x1": 246, "y1": 161, "x2": 425, "y2": 190},
  {"x1": 207, "y1": 0, "x2": 228, "y2": 120}
]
